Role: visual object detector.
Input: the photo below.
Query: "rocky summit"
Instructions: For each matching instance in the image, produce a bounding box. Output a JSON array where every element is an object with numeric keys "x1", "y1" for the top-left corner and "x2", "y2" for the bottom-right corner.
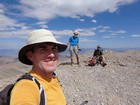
[{"x1": 0, "y1": 50, "x2": 140, "y2": 105}]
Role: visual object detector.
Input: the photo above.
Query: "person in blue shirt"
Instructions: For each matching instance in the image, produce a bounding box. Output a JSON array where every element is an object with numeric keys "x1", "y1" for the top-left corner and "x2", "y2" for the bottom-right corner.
[{"x1": 67, "y1": 30, "x2": 80, "y2": 65}]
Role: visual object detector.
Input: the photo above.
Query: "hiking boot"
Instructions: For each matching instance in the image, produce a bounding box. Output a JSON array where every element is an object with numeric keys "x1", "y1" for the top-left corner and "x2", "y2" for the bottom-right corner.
[
  {"x1": 71, "y1": 61, "x2": 73, "y2": 66},
  {"x1": 77, "y1": 60, "x2": 80, "y2": 65},
  {"x1": 102, "y1": 62, "x2": 107, "y2": 67}
]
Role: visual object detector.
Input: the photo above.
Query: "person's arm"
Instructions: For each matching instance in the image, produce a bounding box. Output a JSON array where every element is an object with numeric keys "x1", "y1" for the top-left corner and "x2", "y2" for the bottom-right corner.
[
  {"x1": 77, "y1": 43, "x2": 79, "y2": 49},
  {"x1": 10, "y1": 80, "x2": 40, "y2": 105},
  {"x1": 100, "y1": 50, "x2": 103, "y2": 55},
  {"x1": 93, "y1": 50, "x2": 96, "y2": 57},
  {"x1": 67, "y1": 36, "x2": 72, "y2": 46},
  {"x1": 67, "y1": 41, "x2": 70, "y2": 46},
  {"x1": 77, "y1": 37, "x2": 81, "y2": 51},
  {"x1": 77, "y1": 44, "x2": 81, "y2": 51}
]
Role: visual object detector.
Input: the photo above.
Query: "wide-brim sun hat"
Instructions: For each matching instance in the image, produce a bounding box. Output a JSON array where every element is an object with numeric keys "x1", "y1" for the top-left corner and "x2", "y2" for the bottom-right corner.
[
  {"x1": 18, "y1": 29, "x2": 67, "y2": 65},
  {"x1": 73, "y1": 30, "x2": 79, "y2": 35}
]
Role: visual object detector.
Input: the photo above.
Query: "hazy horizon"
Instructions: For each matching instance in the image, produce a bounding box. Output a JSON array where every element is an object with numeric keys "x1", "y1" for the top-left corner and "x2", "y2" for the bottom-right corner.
[{"x1": 1, "y1": 47, "x2": 140, "y2": 57}]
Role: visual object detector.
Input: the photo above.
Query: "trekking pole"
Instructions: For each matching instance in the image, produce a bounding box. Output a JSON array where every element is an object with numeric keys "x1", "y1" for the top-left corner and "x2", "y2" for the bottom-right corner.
[{"x1": 80, "y1": 100, "x2": 88, "y2": 105}]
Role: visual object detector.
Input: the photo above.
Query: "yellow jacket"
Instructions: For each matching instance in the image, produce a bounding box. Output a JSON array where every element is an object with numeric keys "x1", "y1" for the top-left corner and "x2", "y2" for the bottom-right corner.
[{"x1": 10, "y1": 70, "x2": 66, "y2": 105}]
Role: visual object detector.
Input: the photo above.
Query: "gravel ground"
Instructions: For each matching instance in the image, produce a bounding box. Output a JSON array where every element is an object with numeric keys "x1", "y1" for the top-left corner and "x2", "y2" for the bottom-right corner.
[
  {"x1": 56, "y1": 50, "x2": 140, "y2": 105},
  {"x1": 0, "y1": 50, "x2": 140, "y2": 105}
]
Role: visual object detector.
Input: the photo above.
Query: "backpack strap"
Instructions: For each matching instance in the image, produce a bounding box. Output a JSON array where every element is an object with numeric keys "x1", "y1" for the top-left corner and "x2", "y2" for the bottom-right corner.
[{"x1": 17, "y1": 73, "x2": 46, "y2": 105}]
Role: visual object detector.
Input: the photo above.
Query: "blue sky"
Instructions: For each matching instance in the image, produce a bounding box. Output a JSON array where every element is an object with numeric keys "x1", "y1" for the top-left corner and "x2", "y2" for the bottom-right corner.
[{"x1": 0, "y1": 0, "x2": 140, "y2": 52}]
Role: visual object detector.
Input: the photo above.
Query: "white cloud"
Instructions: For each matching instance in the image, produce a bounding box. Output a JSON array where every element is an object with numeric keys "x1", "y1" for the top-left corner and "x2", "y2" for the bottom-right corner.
[
  {"x1": 0, "y1": 30, "x2": 30, "y2": 38},
  {"x1": 97, "y1": 25, "x2": 111, "y2": 33},
  {"x1": 101, "y1": 29, "x2": 127, "y2": 38},
  {"x1": 91, "y1": 27, "x2": 97, "y2": 31},
  {"x1": 111, "y1": 30, "x2": 127, "y2": 35},
  {"x1": 131, "y1": 34, "x2": 140, "y2": 37},
  {"x1": 91, "y1": 19, "x2": 97, "y2": 23},
  {"x1": 0, "y1": 0, "x2": 136, "y2": 33},
  {"x1": 99, "y1": 30, "x2": 107, "y2": 33},
  {"x1": 0, "y1": 14, "x2": 17, "y2": 30},
  {"x1": 77, "y1": 28, "x2": 96, "y2": 36},
  {"x1": 79, "y1": 19, "x2": 85, "y2": 22},
  {"x1": 53, "y1": 30, "x2": 72, "y2": 36},
  {"x1": 0, "y1": 0, "x2": 138, "y2": 50},
  {"x1": 46, "y1": 28, "x2": 97, "y2": 38},
  {"x1": 0, "y1": 4, "x2": 16, "y2": 30},
  {"x1": 102, "y1": 26, "x2": 110, "y2": 29},
  {"x1": 0, "y1": 4, "x2": 5, "y2": 13},
  {"x1": 80, "y1": 38, "x2": 96, "y2": 42},
  {"x1": 19, "y1": 0, "x2": 135, "y2": 20},
  {"x1": 116, "y1": 30, "x2": 127, "y2": 34},
  {"x1": 0, "y1": 4, "x2": 30, "y2": 32},
  {"x1": 36, "y1": 21, "x2": 48, "y2": 25},
  {"x1": 102, "y1": 35, "x2": 112, "y2": 38},
  {"x1": 39, "y1": 25, "x2": 48, "y2": 29}
]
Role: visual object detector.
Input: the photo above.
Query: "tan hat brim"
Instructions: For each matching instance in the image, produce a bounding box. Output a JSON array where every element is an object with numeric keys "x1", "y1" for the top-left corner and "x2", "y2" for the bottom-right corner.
[{"x1": 18, "y1": 42, "x2": 67, "y2": 65}]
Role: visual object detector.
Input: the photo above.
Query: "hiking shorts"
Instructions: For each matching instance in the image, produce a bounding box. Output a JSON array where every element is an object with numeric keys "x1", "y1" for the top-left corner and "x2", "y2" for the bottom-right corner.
[{"x1": 69, "y1": 46, "x2": 78, "y2": 55}]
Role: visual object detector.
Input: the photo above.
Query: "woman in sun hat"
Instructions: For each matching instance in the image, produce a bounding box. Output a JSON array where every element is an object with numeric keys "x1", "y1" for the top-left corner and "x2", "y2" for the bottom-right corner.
[
  {"x1": 10, "y1": 29, "x2": 67, "y2": 105},
  {"x1": 67, "y1": 30, "x2": 81, "y2": 66}
]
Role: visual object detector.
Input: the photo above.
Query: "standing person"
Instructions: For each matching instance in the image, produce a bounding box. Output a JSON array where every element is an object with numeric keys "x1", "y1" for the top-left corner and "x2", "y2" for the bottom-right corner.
[
  {"x1": 67, "y1": 30, "x2": 80, "y2": 65},
  {"x1": 10, "y1": 29, "x2": 67, "y2": 105},
  {"x1": 93, "y1": 45, "x2": 107, "y2": 67}
]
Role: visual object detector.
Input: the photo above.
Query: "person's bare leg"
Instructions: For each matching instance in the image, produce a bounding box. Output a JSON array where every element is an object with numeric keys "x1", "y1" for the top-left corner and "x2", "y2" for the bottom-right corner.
[
  {"x1": 75, "y1": 53, "x2": 79, "y2": 65},
  {"x1": 100, "y1": 55, "x2": 107, "y2": 67},
  {"x1": 70, "y1": 54, "x2": 73, "y2": 65}
]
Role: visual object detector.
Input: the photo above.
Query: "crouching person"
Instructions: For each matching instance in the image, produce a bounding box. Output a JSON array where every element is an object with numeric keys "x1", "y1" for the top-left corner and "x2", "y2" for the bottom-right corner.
[
  {"x1": 93, "y1": 45, "x2": 107, "y2": 67},
  {"x1": 10, "y1": 29, "x2": 67, "y2": 105}
]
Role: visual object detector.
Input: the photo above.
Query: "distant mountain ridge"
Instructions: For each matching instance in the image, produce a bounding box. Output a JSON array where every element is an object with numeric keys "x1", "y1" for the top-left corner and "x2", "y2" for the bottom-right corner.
[
  {"x1": 0, "y1": 49, "x2": 18, "y2": 57},
  {"x1": 0, "y1": 48, "x2": 140, "y2": 57}
]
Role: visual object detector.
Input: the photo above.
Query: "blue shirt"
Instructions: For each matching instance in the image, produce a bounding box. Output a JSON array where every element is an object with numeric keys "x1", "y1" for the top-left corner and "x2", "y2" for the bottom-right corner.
[{"x1": 69, "y1": 36, "x2": 79, "y2": 46}]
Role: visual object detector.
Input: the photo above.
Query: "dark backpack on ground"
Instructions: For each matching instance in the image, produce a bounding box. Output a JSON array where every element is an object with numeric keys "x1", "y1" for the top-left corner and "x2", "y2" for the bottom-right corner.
[
  {"x1": 88, "y1": 57, "x2": 97, "y2": 66},
  {"x1": 0, "y1": 73, "x2": 46, "y2": 105}
]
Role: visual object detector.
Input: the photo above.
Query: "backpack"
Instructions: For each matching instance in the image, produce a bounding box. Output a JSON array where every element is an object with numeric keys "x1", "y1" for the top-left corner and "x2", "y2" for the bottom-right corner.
[
  {"x1": 0, "y1": 73, "x2": 46, "y2": 105},
  {"x1": 88, "y1": 57, "x2": 97, "y2": 66}
]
